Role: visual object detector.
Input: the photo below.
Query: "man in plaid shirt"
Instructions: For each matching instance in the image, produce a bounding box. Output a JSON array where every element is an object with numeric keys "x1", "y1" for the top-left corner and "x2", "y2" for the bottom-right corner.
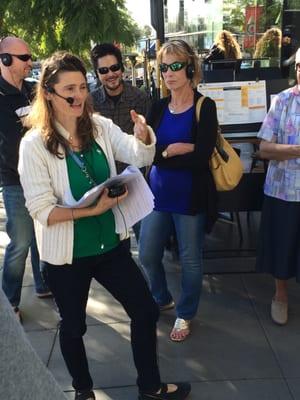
[{"x1": 90, "y1": 43, "x2": 151, "y2": 174}]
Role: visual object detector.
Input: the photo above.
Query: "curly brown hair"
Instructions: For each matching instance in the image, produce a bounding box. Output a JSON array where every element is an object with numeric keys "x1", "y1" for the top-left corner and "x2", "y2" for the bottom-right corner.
[
  {"x1": 215, "y1": 30, "x2": 242, "y2": 59},
  {"x1": 254, "y1": 27, "x2": 282, "y2": 59}
]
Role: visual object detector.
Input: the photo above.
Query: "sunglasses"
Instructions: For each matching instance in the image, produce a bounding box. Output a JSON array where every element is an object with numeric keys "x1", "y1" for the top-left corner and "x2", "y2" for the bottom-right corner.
[
  {"x1": 98, "y1": 63, "x2": 122, "y2": 75},
  {"x1": 10, "y1": 54, "x2": 32, "y2": 62},
  {"x1": 159, "y1": 61, "x2": 187, "y2": 73}
]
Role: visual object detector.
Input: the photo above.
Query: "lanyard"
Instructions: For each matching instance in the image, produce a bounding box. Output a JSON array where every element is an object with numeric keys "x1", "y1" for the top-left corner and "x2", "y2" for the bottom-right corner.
[{"x1": 68, "y1": 150, "x2": 97, "y2": 187}]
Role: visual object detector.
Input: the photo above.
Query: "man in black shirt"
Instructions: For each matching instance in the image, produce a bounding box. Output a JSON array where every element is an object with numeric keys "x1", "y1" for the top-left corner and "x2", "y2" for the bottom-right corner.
[{"x1": 0, "y1": 36, "x2": 51, "y2": 321}]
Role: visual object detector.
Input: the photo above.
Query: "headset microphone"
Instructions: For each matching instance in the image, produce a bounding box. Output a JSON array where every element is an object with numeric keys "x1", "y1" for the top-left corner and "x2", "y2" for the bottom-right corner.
[
  {"x1": 53, "y1": 91, "x2": 75, "y2": 105},
  {"x1": 45, "y1": 86, "x2": 74, "y2": 105}
]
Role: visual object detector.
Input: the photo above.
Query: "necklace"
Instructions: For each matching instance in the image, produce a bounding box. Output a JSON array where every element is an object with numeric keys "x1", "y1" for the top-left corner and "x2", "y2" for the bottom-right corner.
[
  {"x1": 169, "y1": 97, "x2": 193, "y2": 114},
  {"x1": 68, "y1": 135, "x2": 82, "y2": 150},
  {"x1": 169, "y1": 105, "x2": 177, "y2": 114},
  {"x1": 169, "y1": 102, "x2": 193, "y2": 114}
]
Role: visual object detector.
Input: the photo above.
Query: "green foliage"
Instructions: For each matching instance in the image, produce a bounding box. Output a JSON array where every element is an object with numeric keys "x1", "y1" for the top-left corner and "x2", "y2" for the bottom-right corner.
[
  {"x1": 0, "y1": 0, "x2": 141, "y2": 60},
  {"x1": 223, "y1": 0, "x2": 282, "y2": 33},
  {"x1": 142, "y1": 25, "x2": 152, "y2": 38},
  {"x1": 286, "y1": 0, "x2": 300, "y2": 8}
]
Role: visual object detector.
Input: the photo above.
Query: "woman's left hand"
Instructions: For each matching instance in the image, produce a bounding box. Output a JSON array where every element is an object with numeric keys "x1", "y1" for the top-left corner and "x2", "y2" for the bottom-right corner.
[
  {"x1": 131, "y1": 110, "x2": 150, "y2": 145},
  {"x1": 165, "y1": 142, "x2": 195, "y2": 157}
]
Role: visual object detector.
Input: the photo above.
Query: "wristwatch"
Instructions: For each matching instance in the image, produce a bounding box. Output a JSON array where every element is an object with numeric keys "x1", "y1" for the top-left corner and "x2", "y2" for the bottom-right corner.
[{"x1": 162, "y1": 150, "x2": 168, "y2": 158}]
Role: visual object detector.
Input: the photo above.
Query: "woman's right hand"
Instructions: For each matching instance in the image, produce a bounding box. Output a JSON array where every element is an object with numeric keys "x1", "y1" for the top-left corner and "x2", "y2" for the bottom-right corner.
[{"x1": 90, "y1": 187, "x2": 128, "y2": 216}]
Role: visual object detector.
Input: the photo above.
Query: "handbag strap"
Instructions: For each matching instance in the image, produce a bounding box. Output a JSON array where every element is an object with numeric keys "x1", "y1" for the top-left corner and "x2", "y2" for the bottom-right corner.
[
  {"x1": 196, "y1": 95, "x2": 230, "y2": 162},
  {"x1": 195, "y1": 96, "x2": 206, "y2": 123}
]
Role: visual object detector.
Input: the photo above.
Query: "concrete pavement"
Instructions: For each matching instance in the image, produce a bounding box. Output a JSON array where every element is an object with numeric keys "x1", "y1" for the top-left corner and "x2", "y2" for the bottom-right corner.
[{"x1": 1, "y1": 194, "x2": 300, "y2": 400}]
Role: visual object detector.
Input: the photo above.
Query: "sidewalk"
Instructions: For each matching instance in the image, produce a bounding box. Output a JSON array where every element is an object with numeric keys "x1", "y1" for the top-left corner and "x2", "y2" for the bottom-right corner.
[{"x1": 1, "y1": 195, "x2": 300, "y2": 400}]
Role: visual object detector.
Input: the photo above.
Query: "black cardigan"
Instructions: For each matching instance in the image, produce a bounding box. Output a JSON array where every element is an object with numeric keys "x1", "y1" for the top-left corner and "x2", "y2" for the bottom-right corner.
[{"x1": 147, "y1": 90, "x2": 218, "y2": 233}]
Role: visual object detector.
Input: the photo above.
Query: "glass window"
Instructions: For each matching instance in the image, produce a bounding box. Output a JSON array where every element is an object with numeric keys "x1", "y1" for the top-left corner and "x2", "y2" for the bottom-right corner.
[{"x1": 164, "y1": 0, "x2": 283, "y2": 63}]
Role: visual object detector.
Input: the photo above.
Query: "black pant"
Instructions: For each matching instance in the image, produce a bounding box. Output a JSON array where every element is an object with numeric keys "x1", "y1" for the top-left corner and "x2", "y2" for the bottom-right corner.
[{"x1": 42, "y1": 242, "x2": 161, "y2": 392}]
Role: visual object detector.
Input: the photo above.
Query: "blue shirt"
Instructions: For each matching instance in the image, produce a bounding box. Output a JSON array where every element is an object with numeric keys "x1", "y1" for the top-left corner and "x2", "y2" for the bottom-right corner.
[{"x1": 149, "y1": 106, "x2": 194, "y2": 214}]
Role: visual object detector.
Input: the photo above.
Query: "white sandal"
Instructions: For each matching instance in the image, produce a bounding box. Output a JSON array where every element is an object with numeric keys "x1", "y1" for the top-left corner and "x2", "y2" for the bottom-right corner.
[{"x1": 170, "y1": 318, "x2": 191, "y2": 342}]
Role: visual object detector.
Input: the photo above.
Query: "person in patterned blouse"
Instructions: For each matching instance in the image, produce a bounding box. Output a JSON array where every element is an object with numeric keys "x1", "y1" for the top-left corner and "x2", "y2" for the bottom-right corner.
[{"x1": 256, "y1": 47, "x2": 300, "y2": 326}]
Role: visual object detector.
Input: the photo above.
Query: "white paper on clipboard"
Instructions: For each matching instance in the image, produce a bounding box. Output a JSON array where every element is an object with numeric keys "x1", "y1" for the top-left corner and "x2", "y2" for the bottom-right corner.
[{"x1": 61, "y1": 165, "x2": 154, "y2": 233}]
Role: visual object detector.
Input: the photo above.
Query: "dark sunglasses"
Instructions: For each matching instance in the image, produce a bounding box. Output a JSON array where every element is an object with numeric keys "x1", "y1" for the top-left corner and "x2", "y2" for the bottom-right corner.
[
  {"x1": 98, "y1": 63, "x2": 121, "y2": 75},
  {"x1": 11, "y1": 54, "x2": 32, "y2": 62},
  {"x1": 159, "y1": 61, "x2": 187, "y2": 73}
]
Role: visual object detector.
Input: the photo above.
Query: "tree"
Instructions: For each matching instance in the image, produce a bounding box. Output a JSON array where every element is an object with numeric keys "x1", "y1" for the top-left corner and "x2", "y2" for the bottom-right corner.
[
  {"x1": 142, "y1": 25, "x2": 153, "y2": 39},
  {"x1": 223, "y1": 0, "x2": 282, "y2": 33},
  {"x1": 0, "y1": 0, "x2": 141, "y2": 60}
]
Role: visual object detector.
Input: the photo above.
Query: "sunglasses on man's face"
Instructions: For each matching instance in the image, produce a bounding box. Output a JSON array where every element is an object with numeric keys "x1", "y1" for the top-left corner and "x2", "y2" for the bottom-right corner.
[
  {"x1": 98, "y1": 63, "x2": 122, "y2": 75},
  {"x1": 159, "y1": 61, "x2": 187, "y2": 73},
  {"x1": 11, "y1": 54, "x2": 32, "y2": 62}
]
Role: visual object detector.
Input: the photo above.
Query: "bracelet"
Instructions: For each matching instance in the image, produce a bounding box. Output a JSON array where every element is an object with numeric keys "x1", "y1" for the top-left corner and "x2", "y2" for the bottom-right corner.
[{"x1": 162, "y1": 150, "x2": 168, "y2": 158}]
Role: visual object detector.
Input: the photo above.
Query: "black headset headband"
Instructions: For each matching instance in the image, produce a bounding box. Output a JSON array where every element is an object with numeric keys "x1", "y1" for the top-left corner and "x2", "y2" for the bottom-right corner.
[{"x1": 168, "y1": 39, "x2": 196, "y2": 80}]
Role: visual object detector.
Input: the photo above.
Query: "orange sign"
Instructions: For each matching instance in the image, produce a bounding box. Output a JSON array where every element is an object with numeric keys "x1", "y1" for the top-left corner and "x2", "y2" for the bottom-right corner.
[{"x1": 244, "y1": 6, "x2": 263, "y2": 49}]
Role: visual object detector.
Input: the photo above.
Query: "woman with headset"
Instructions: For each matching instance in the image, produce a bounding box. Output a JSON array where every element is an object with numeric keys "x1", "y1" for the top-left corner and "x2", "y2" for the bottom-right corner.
[
  {"x1": 18, "y1": 51, "x2": 191, "y2": 400},
  {"x1": 139, "y1": 40, "x2": 219, "y2": 342}
]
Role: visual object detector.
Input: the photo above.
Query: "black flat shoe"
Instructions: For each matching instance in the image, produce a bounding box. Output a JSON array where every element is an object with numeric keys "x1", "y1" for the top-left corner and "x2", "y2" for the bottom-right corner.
[
  {"x1": 139, "y1": 382, "x2": 191, "y2": 400},
  {"x1": 75, "y1": 389, "x2": 95, "y2": 400}
]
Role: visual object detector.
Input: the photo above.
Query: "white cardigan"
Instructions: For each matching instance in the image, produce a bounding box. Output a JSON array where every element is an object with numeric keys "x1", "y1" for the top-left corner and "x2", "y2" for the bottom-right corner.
[{"x1": 18, "y1": 114, "x2": 156, "y2": 265}]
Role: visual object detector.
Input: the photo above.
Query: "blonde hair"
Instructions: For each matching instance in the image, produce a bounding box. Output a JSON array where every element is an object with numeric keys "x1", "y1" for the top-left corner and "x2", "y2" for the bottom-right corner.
[
  {"x1": 25, "y1": 51, "x2": 94, "y2": 158},
  {"x1": 157, "y1": 40, "x2": 201, "y2": 87},
  {"x1": 215, "y1": 30, "x2": 241, "y2": 59}
]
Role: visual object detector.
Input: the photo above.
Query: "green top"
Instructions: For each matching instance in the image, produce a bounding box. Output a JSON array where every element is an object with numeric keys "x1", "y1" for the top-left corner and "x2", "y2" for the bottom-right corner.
[{"x1": 66, "y1": 141, "x2": 119, "y2": 258}]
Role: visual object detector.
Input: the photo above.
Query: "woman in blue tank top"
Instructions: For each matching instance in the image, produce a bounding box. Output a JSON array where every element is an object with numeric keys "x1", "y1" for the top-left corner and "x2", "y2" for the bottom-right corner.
[{"x1": 139, "y1": 40, "x2": 219, "y2": 342}]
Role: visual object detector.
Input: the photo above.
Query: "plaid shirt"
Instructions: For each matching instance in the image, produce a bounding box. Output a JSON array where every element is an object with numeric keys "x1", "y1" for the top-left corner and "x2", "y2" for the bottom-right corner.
[{"x1": 90, "y1": 82, "x2": 150, "y2": 172}]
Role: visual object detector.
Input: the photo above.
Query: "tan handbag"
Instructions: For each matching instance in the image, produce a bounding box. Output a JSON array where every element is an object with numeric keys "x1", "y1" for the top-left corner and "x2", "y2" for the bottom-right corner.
[{"x1": 196, "y1": 96, "x2": 244, "y2": 191}]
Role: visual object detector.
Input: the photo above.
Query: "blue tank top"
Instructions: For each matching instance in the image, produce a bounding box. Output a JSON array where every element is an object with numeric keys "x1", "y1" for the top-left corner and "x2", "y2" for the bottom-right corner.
[{"x1": 149, "y1": 106, "x2": 194, "y2": 214}]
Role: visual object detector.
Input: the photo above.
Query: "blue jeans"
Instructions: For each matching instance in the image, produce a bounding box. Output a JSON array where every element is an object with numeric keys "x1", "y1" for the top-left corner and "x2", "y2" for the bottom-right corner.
[
  {"x1": 1, "y1": 185, "x2": 49, "y2": 307},
  {"x1": 139, "y1": 210, "x2": 206, "y2": 320}
]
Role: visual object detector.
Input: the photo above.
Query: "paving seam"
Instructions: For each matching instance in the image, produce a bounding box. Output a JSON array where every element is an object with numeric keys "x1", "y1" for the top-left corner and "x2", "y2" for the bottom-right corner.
[{"x1": 45, "y1": 322, "x2": 60, "y2": 368}]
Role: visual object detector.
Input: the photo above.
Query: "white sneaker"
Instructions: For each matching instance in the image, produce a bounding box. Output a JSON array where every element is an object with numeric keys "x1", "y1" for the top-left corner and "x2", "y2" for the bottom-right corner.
[{"x1": 271, "y1": 298, "x2": 288, "y2": 325}]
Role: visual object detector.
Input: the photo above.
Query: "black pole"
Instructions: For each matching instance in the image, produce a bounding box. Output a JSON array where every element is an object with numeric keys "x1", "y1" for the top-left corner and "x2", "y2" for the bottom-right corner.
[
  {"x1": 150, "y1": 0, "x2": 165, "y2": 44},
  {"x1": 150, "y1": 0, "x2": 165, "y2": 99}
]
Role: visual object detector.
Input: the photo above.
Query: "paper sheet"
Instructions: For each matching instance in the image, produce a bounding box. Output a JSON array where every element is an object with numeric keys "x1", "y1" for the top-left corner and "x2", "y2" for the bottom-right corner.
[
  {"x1": 197, "y1": 81, "x2": 267, "y2": 125},
  {"x1": 62, "y1": 166, "x2": 154, "y2": 233}
]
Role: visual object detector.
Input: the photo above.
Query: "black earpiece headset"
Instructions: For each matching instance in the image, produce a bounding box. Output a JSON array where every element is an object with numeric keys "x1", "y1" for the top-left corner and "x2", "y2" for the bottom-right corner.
[
  {"x1": 160, "y1": 39, "x2": 196, "y2": 80},
  {"x1": 0, "y1": 37, "x2": 13, "y2": 66},
  {"x1": 44, "y1": 85, "x2": 75, "y2": 105},
  {"x1": 45, "y1": 86, "x2": 54, "y2": 93},
  {"x1": 174, "y1": 39, "x2": 196, "y2": 80}
]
